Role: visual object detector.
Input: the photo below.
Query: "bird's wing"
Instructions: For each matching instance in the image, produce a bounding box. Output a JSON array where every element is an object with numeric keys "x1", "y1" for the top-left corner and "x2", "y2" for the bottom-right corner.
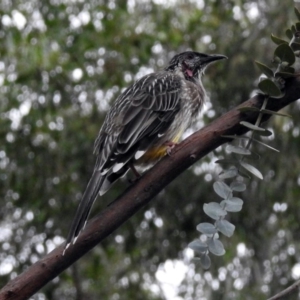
[
  {"x1": 95, "y1": 72, "x2": 182, "y2": 172},
  {"x1": 65, "y1": 72, "x2": 182, "y2": 250}
]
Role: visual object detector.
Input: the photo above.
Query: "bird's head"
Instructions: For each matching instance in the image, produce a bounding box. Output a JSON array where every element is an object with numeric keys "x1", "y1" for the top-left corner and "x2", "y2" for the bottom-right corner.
[{"x1": 166, "y1": 51, "x2": 227, "y2": 81}]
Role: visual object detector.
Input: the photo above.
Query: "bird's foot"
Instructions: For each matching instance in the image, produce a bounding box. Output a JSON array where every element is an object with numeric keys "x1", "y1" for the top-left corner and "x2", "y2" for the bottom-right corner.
[
  {"x1": 165, "y1": 141, "x2": 178, "y2": 156},
  {"x1": 128, "y1": 163, "x2": 141, "y2": 184}
]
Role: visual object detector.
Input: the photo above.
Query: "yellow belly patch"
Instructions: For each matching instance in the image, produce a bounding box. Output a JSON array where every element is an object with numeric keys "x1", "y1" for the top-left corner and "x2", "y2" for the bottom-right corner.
[{"x1": 140, "y1": 130, "x2": 183, "y2": 163}]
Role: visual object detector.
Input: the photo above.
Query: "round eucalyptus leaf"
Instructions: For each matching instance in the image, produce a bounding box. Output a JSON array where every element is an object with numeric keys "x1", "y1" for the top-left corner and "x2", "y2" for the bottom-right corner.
[
  {"x1": 213, "y1": 181, "x2": 232, "y2": 199},
  {"x1": 274, "y1": 44, "x2": 295, "y2": 65},
  {"x1": 230, "y1": 181, "x2": 246, "y2": 192},
  {"x1": 223, "y1": 198, "x2": 244, "y2": 212},
  {"x1": 240, "y1": 121, "x2": 267, "y2": 132},
  {"x1": 240, "y1": 161, "x2": 263, "y2": 180},
  {"x1": 200, "y1": 253, "x2": 211, "y2": 269},
  {"x1": 270, "y1": 34, "x2": 288, "y2": 45},
  {"x1": 255, "y1": 61, "x2": 274, "y2": 77},
  {"x1": 216, "y1": 219, "x2": 235, "y2": 237},
  {"x1": 203, "y1": 202, "x2": 227, "y2": 220},
  {"x1": 258, "y1": 79, "x2": 282, "y2": 97},
  {"x1": 219, "y1": 168, "x2": 238, "y2": 179},
  {"x1": 295, "y1": 7, "x2": 300, "y2": 21},
  {"x1": 226, "y1": 145, "x2": 251, "y2": 155},
  {"x1": 197, "y1": 222, "x2": 217, "y2": 235},
  {"x1": 291, "y1": 42, "x2": 300, "y2": 51},
  {"x1": 286, "y1": 28, "x2": 293, "y2": 39},
  {"x1": 208, "y1": 238, "x2": 225, "y2": 256},
  {"x1": 188, "y1": 240, "x2": 208, "y2": 254}
]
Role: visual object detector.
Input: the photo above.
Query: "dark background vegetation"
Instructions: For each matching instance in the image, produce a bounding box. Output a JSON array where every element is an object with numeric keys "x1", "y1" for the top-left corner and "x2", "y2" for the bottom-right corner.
[{"x1": 1, "y1": 1, "x2": 300, "y2": 299}]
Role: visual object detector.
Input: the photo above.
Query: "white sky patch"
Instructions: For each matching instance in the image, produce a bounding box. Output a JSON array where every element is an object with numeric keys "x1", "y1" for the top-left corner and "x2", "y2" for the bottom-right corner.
[
  {"x1": 292, "y1": 263, "x2": 300, "y2": 279},
  {"x1": 154, "y1": 217, "x2": 163, "y2": 228},
  {"x1": 69, "y1": 11, "x2": 91, "y2": 29},
  {"x1": 72, "y1": 68, "x2": 83, "y2": 81},
  {"x1": 46, "y1": 236, "x2": 65, "y2": 253},
  {"x1": 152, "y1": 0, "x2": 178, "y2": 7},
  {"x1": 12, "y1": 10, "x2": 27, "y2": 30},
  {"x1": 156, "y1": 259, "x2": 188, "y2": 299},
  {"x1": 0, "y1": 225, "x2": 13, "y2": 242},
  {"x1": 32, "y1": 10, "x2": 47, "y2": 32},
  {"x1": 245, "y1": 3, "x2": 260, "y2": 21},
  {"x1": 201, "y1": 35, "x2": 212, "y2": 44},
  {"x1": 189, "y1": 0, "x2": 205, "y2": 9},
  {"x1": 236, "y1": 243, "x2": 247, "y2": 257},
  {"x1": 134, "y1": 66, "x2": 154, "y2": 81},
  {"x1": 2, "y1": 15, "x2": 12, "y2": 27},
  {"x1": 95, "y1": 89, "x2": 111, "y2": 111},
  {"x1": 19, "y1": 100, "x2": 32, "y2": 116},
  {"x1": 78, "y1": 11, "x2": 91, "y2": 25},
  {"x1": 273, "y1": 202, "x2": 288, "y2": 212},
  {"x1": 69, "y1": 14, "x2": 81, "y2": 29},
  {"x1": 152, "y1": 43, "x2": 163, "y2": 54},
  {"x1": 232, "y1": 6, "x2": 242, "y2": 20},
  {"x1": 0, "y1": 255, "x2": 15, "y2": 275}
]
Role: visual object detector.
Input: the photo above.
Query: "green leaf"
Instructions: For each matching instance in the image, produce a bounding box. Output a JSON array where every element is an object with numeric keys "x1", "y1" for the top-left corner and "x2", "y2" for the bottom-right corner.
[
  {"x1": 292, "y1": 25, "x2": 297, "y2": 34},
  {"x1": 208, "y1": 238, "x2": 225, "y2": 256},
  {"x1": 275, "y1": 71, "x2": 295, "y2": 79},
  {"x1": 286, "y1": 29, "x2": 293, "y2": 39},
  {"x1": 240, "y1": 121, "x2": 266, "y2": 132},
  {"x1": 252, "y1": 138, "x2": 280, "y2": 152},
  {"x1": 255, "y1": 61, "x2": 274, "y2": 77},
  {"x1": 230, "y1": 181, "x2": 246, "y2": 192},
  {"x1": 274, "y1": 44, "x2": 295, "y2": 65},
  {"x1": 260, "y1": 109, "x2": 292, "y2": 118},
  {"x1": 214, "y1": 159, "x2": 237, "y2": 165},
  {"x1": 200, "y1": 253, "x2": 211, "y2": 269},
  {"x1": 271, "y1": 34, "x2": 288, "y2": 45},
  {"x1": 222, "y1": 198, "x2": 244, "y2": 212},
  {"x1": 291, "y1": 42, "x2": 300, "y2": 51},
  {"x1": 240, "y1": 161, "x2": 263, "y2": 179},
  {"x1": 258, "y1": 79, "x2": 282, "y2": 97},
  {"x1": 216, "y1": 220, "x2": 235, "y2": 237},
  {"x1": 295, "y1": 7, "x2": 300, "y2": 21},
  {"x1": 213, "y1": 181, "x2": 232, "y2": 199},
  {"x1": 237, "y1": 169, "x2": 252, "y2": 179},
  {"x1": 219, "y1": 167, "x2": 238, "y2": 179},
  {"x1": 296, "y1": 22, "x2": 300, "y2": 32},
  {"x1": 254, "y1": 129, "x2": 273, "y2": 137},
  {"x1": 284, "y1": 66, "x2": 295, "y2": 73},
  {"x1": 203, "y1": 202, "x2": 227, "y2": 220},
  {"x1": 188, "y1": 240, "x2": 207, "y2": 253},
  {"x1": 226, "y1": 145, "x2": 251, "y2": 155},
  {"x1": 197, "y1": 222, "x2": 217, "y2": 235}
]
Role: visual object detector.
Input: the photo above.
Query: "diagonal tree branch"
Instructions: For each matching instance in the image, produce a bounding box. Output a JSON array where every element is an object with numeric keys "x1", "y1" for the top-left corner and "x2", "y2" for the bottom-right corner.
[
  {"x1": 1, "y1": 77, "x2": 300, "y2": 300},
  {"x1": 268, "y1": 278, "x2": 300, "y2": 300}
]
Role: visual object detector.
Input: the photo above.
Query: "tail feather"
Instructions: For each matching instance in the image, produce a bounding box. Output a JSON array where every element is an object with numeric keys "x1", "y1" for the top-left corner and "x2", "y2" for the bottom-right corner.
[
  {"x1": 64, "y1": 166, "x2": 130, "y2": 254},
  {"x1": 64, "y1": 171, "x2": 105, "y2": 251}
]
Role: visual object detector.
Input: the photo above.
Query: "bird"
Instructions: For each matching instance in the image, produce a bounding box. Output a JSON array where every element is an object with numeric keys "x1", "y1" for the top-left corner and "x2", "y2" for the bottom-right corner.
[{"x1": 64, "y1": 51, "x2": 227, "y2": 252}]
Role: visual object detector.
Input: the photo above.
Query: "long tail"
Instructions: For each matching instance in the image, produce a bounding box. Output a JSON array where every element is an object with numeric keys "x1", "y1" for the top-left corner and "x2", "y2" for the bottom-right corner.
[{"x1": 64, "y1": 171, "x2": 105, "y2": 253}]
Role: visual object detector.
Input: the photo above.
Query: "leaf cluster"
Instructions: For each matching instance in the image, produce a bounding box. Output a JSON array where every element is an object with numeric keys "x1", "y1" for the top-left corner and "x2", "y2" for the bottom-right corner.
[
  {"x1": 189, "y1": 6, "x2": 300, "y2": 270},
  {"x1": 255, "y1": 7, "x2": 300, "y2": 98}
]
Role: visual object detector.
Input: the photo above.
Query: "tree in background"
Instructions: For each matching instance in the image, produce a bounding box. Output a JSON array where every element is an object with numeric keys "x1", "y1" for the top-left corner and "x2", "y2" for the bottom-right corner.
[{"x1": 1, "y1": 1, "x2": 300, "y2": 299}]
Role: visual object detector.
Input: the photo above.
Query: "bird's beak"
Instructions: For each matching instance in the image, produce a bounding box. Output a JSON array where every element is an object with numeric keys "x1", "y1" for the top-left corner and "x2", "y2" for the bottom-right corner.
[{"x1": 203, "y1": 54, "x2": 228, "y2": 65}]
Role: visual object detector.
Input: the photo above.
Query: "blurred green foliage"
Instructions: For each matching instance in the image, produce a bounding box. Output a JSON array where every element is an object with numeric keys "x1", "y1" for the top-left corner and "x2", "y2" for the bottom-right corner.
[{"x1": 1, "y1": 1, "x2": 300, "y2": 299}]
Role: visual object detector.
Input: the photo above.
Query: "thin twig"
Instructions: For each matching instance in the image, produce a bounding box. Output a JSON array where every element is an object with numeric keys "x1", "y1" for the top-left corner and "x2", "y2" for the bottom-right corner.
[{"x1": 268, "y1": 279, "x2": 300, "y2": 300}]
